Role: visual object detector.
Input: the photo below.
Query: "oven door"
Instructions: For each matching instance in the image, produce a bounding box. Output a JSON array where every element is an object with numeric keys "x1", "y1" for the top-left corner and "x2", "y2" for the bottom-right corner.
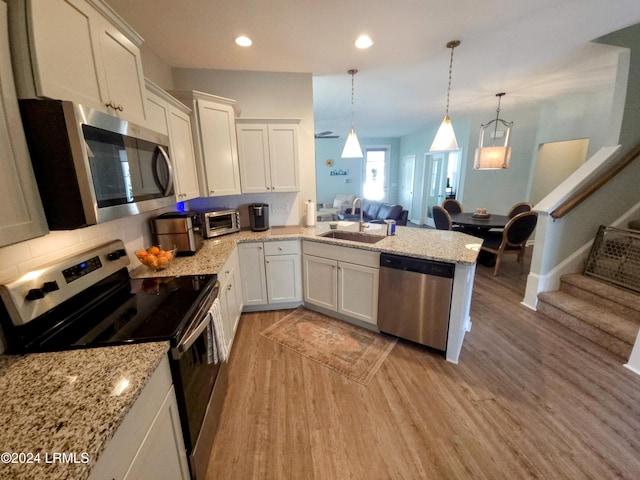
[{"x1": 169, "y1": 289, "x2": 223, "y2": 478}]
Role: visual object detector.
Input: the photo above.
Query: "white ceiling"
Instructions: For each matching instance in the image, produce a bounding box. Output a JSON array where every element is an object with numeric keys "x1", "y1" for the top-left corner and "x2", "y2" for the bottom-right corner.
[{"x1": 106, "y1": 0, "x2": 640, "y2": 138}]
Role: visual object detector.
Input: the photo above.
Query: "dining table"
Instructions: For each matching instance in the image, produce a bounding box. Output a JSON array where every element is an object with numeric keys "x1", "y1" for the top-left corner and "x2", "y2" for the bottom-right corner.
[{"x1": 450, "y1": 212, "x2": 511, "y2": 230}]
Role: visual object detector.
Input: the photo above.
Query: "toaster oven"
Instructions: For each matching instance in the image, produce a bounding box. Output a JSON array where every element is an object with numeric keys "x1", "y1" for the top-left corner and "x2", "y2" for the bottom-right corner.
[{"x1": 201, "y1": 209, "x2": 240, "y2": 238}]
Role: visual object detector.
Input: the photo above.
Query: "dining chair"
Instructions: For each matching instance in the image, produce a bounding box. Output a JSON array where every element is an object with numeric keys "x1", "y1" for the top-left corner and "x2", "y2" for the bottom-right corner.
[
  {"x1": 432, "y1": 205, "x2": 453, "y2": 230},
  {"x1": 480, "y1": 211, "x2": 538, "y2": 276},
  {"x1": 442, "y1": 199, "x2": 463, "y2": 214},
  {"x1": 507, "y1": 201, "x2": 533, "y2": 218}
]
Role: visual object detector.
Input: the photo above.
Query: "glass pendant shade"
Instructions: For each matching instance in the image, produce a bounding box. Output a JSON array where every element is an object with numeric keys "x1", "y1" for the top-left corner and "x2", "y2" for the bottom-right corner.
[
  {"x1": 429, "y1": 40, "x2": 461, "y2": 153},
  {"x1": 341, "y1": 69, "x2": 363, "y2": 158},
  {"x1": 341, "y1": 128, "x2": 363, "y2": 158},
  {"x1": 430, "y1": 115, "x2": 459, "y2": 152},
  {"x1": 474, "y1": 145, "x2": 511, "y2": 169},
  {"x1": 474, "y1": 92, "x2": 513, "y2": 170}
]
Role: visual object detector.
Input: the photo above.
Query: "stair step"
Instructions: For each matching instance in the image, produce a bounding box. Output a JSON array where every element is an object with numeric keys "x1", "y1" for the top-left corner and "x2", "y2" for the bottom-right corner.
[
  {"x1": 537, "y1": 291, "x2": 639, "y2": 359},
  {"x1": 560, "y1": 274, "x2": 640, "y2": 320}
]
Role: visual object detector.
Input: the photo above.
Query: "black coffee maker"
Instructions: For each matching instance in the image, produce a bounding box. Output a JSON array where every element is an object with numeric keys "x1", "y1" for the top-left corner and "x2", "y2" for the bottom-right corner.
[{"x1": 249, "y1": 203, "x2": 269, "y2": 231}]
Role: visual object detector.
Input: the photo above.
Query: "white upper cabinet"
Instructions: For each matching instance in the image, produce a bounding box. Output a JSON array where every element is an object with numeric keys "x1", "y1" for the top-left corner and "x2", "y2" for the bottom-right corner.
[
  {"x1": 171, "y1": 90, "x2": 241, "y2": 197},
  {"x1": 8, "y1": 0, "x2": 147, "y2": 124},
  {"x1": 145, "y1": 80, "x2": 200, "y2": 201},
  {"x1": 236, "y1": 119, "x2": 300, "y2": 193},
  {"x1": 0, "y1": 1, "x2": 48, "y2": 247}
]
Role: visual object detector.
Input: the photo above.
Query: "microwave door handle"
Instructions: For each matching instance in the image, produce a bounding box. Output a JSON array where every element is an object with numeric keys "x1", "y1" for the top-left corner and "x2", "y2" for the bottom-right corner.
[{"x1": 154, "y1": 145, "x2": 174, "y2": 196}]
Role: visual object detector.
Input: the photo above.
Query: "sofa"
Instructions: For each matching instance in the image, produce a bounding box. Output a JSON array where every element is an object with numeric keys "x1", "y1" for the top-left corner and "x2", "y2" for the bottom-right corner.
[
  {"x1": 317, "y1": 193, "x2": 357, "y2": 220},
  {"x1": 339, "y1": 199, "x2": 408, "y2": 226}
]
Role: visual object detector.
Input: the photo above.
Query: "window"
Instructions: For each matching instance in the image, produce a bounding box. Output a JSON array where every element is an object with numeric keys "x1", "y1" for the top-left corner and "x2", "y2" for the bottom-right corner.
[{"x1": 362, "y1": 146, "x2": 390, "y2": 201}]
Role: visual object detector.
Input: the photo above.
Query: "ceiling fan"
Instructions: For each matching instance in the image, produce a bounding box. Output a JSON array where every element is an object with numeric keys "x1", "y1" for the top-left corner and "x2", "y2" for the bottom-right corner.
[{"x1": 314, "y1": 131, "x2": 339, "y2": 139}]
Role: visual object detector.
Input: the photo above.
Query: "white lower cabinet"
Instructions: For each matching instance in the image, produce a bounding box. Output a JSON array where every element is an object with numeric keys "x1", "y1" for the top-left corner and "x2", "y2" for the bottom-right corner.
[
  {"x1": 219, "y1": 246, "x2": 243, "y2": 354},
  {"x1": 302, "y1": 241, "x2": 380, "y2": 326},
  {"x1": 88, "y1": 355, "x2": 190, "y2": 480},
  {"x1": 238, "y1": 240, "x2": 302, "y2": 310}
]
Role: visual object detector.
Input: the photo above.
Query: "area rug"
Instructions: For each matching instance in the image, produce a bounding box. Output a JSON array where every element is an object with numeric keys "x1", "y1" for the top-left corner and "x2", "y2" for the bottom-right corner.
[{"x1": 260, "y1": 307, "x2": 397, "y2": 385}]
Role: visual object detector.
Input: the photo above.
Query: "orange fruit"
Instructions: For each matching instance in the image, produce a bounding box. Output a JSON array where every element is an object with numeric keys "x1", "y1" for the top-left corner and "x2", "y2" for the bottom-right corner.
[{"x1": 148, "y1": 246, "x2": 160, "y2": 255}]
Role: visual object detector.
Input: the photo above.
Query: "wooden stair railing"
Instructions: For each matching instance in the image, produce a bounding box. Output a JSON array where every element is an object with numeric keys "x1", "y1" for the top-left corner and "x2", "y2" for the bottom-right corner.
[{"x1": 551, "y1": 142, "x2": 640, "y2": 219}]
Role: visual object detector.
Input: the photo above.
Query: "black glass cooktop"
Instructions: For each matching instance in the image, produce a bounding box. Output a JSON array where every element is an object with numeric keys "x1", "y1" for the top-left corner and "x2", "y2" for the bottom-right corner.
[{"x1": 6, "y1": 270, "x2": 217, "y2": 353}]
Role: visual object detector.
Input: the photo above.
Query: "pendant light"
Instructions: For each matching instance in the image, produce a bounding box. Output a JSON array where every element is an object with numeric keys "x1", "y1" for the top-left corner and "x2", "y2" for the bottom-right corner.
[
  {"x1": 474, "y1": 92, "x2": 514, "y2": 169},
  {"x1": 341, "y1": 69, "x2": 363, "y2": 158},
  {"x1": 430, "y1": 40, "x2": 461, "y2": 152}
]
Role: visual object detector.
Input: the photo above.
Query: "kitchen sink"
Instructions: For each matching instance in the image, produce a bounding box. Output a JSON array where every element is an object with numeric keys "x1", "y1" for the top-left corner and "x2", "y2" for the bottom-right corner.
[{"x1": 319, "y1": 230, "x2": 386, "y2": 244}]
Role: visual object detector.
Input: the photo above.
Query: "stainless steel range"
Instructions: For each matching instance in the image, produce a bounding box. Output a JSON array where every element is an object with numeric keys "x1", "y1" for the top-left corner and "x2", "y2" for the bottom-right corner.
[{"x1": 0, "y1": 240, "x2": 224, "y2": 480}]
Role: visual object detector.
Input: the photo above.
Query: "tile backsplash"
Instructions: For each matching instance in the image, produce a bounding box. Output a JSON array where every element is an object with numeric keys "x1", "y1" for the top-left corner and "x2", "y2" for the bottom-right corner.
[
  {"x1": 0, "y1": 192, "x2": 302, "y2": 283},
  {"x1": 0, "y1": 208, "x2": 167, "y2": 284}
]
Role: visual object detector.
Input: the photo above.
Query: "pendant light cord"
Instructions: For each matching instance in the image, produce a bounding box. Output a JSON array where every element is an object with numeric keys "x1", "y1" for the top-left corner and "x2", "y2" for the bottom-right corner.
[
  {"x1": 444, "y1": 40, "x2": 460, "y2": 117},
  {"x1": 348, "y1": 69, "x2": 358, "y2": 129}
]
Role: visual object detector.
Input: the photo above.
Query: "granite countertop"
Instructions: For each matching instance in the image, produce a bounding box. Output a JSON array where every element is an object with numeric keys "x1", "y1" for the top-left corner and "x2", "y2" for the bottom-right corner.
[
  {"x1": 130, "y1": 222, "x2": 481, "y2": 278},
  {"x1": 0, "y1": 342, "x2": 169, "y2": 480}
]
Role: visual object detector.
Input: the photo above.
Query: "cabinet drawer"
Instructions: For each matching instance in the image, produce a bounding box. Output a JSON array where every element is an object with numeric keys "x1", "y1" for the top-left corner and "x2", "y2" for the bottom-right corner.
[
  {"x1": 302, "y1": 240, "x2": 379, "y2": 268},
  {"x1": 264, "y1": 240, "x2": 301, "y2": 256}
]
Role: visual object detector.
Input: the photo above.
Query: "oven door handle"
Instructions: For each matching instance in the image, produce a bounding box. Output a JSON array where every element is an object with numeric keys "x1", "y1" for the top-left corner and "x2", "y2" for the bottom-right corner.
[
  {"x1": 176, "y1": 288, "x2": 220, "y2": 354},
  {"x1": 177, "y1": 312, "x2": 211, "y2": 354}
]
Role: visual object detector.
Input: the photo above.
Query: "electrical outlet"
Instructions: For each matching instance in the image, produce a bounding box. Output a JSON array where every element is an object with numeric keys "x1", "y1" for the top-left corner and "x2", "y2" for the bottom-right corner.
[{"x1": 271, "y1": 203, "x2": 289, "y2": 213}]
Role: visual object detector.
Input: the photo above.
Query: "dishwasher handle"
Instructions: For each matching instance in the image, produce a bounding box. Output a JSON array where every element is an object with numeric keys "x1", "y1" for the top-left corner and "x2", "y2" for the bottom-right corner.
[{"x1": 380, "y1": 253, "x2": 455, "y2": 278}]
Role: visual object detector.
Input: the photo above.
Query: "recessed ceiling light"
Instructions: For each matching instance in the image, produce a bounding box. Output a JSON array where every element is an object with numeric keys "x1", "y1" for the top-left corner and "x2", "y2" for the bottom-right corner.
[
  {"x1": 354, "y1": 35, "x2": 373, "y2": 49},
  {"x1": 235, "y1": 36, "x2": 252, "y2": 47}
]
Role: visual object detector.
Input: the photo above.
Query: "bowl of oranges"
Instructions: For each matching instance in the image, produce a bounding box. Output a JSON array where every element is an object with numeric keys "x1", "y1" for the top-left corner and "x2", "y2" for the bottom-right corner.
[{"x1": 135, "y1": 245, "x2": 177, "y2": 270}]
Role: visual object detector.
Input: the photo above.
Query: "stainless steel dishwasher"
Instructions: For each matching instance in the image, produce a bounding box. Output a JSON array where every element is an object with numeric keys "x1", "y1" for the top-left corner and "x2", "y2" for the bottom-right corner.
[{"x1": 378, "y1": 253, "x2": 454, "y2": 351}]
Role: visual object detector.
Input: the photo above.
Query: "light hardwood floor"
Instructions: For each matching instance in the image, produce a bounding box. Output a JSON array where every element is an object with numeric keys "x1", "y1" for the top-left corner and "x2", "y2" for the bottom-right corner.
[{"x1": 206, "y1": 249, "x2": 640, "y2": 479}]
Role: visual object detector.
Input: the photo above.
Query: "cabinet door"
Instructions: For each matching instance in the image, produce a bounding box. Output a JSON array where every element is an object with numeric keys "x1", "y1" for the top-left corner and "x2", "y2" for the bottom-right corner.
[
  {"x1": 197, "y1": 99, "x2": 241, "y2": 196},
  {"x1": 28, "y1": 0, "x2": 106, "y2": 108},
  {"x1": 221, "y1": 275, "x2": 238, "y2": 354},
  {"x1": 145, "y1": 88, "x2": 170, "y2": 135},
  {"x1": 0, "y1": 2, "x2": 48, "y2": 247},
  {"x1": 97, "y1": 17, "x2": 147, "y2": 123},
  {"x1": 266, "y1": 254, "x2": 302, "y2": 303},
  {"x1": 168, "y1": 106, "x2": 200, "y2": 200},
  {"x1": 123, "y1": 387, "x2": 190, "y2": 480},
  {"x1": 268, "y1": 124, "x2": 299, "y2": 192},
  {"x1": 338, "y1": 262, "x2": 379, "y2": 325},
  {"x1": 303, "y1": 254, "x2": 338, "y2": 311},
  {"x1": 238, "y1": 243, "x2": 268, "y2": 306},
  {"x1": 237, "y1": 124, "x2": 271, "y2": 193}
]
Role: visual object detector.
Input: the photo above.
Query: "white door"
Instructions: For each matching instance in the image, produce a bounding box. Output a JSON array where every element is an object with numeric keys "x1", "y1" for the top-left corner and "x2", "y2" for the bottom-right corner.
[
  {"x1": 238, "y1": 243, "x2": 268, "y2": 306},
  {"x1": 399, "y1": 155, "x2": 415, "y2": 222},
  {"x1": 424, "y1": 153, "x2": 448, "y2": 227},
  {"x1": 362, "y1": 146, "x2": 390, "y2": 202},
  {"x1": 197, "y1": 100, "x2": 241, "y2": 196},
  {"x1": 237, "y1": 123, "x2": 270, "y2": 193},
  {"x1": 268, "y1": 124, "x2": 300, "y2": 192},
  {"x1": 265, "y1": 254, "x2": 302, "y2": 303},
  {"x1": 302, "y1": 255, "x2": 338, "y2": 311},
  {"x1": 338, "y1": 262, "x2": 379, "y2": 325}
]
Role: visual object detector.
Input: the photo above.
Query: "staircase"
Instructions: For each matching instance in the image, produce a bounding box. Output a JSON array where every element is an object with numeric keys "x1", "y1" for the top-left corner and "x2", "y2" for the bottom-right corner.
[{"x1": 537, "y1": 274, "x2": 640, "y2": 359}]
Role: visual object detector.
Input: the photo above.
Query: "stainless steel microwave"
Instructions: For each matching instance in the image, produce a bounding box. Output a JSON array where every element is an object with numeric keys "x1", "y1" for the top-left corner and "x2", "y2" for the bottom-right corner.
[
  {"x1": 201, "y1": 209, "x2": 240, "y2": 238},
  {"x1": 18, "y1": 99, "x2": 176, "y2": 229}
]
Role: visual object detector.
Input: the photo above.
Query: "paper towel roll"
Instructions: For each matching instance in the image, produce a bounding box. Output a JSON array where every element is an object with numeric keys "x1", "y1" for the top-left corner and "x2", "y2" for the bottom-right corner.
[{"x1": 305, "y1": 200, "x2": 316, "y2": 227}]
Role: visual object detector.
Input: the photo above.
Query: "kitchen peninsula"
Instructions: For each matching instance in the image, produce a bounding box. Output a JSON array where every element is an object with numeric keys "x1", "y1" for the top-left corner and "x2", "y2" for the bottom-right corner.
[{"x1": 130, "y1": 224, "x2": 480, "y2": 363}]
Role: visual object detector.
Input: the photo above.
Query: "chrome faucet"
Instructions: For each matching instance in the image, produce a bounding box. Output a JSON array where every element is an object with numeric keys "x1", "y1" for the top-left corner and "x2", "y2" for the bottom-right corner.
[{"x1": 352, "y1": 197, "x2": 368, "y2": 232}]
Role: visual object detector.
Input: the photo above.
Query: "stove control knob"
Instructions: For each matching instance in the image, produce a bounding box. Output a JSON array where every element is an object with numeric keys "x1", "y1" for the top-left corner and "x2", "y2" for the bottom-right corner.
[
  {"x1": 107, "y1": 249, "x2": 127, "y2": 261},
  {"x1": 25, "y1": 288, "x2": 45, "y2": 301},
  {"x1": 42, "y1": 281, "x2": 59, "y2": 293}
]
